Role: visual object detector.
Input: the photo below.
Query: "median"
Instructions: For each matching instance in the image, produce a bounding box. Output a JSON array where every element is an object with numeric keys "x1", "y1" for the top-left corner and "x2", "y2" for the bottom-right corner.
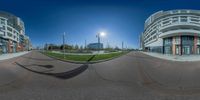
[{"x1": 41, "y1": 51, "x2": 129, "y2": 63}]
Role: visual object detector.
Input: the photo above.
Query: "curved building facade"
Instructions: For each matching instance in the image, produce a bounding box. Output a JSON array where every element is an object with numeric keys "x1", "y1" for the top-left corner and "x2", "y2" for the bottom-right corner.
[
  {"x1": 0, "y1": 11, "x2": 30, "y2": 54},
  {"x1": 141, "y1": 9, "x2": 200, "y2": 55}
]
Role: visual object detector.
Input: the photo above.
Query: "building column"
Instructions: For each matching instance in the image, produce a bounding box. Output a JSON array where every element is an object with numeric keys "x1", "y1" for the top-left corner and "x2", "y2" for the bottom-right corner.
[
  {"x1": 16, "y1": 43, "x2": 19, "y2": 52},
  {"x1": 7, "y1": 40, "x2": 10, "y2": 53}
]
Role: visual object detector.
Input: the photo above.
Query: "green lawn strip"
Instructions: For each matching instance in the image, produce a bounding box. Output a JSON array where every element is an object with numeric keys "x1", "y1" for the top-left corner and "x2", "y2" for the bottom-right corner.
[
  {"x1": 91, "y1": 51, "x2": 128, "y2": 61},
  {"x1": 42, "y1": 51, "x2": 129, "y2": 62},
  {"x1": 43, "y1": 51, "x2": 93, "y2": 62}
]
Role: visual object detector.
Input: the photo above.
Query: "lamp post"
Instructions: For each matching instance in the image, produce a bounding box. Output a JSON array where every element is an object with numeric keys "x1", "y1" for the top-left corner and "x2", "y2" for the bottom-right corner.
[
  {"x1": 96, "y1": 32, "x2": 106, "y2": 53},
  {"x1": 85, "y1": 39, "x2": 87, "y2": 50},
  {"x1": 63, "y1": 32, "x2": 66, "y2": 59},
  {"x1": 96, "y1": 33, "x2": 100, "y2": 52},
  {"x1": 122, "y1": 41, "x2": 124, "y2": 51}
]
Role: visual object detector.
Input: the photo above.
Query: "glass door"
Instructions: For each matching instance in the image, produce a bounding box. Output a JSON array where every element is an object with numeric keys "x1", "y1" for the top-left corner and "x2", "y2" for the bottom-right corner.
[
  {"x1": 176, "y1": 45, "x2": 179, "y2": 55},
  {"x1": 183, "y1": 46, "x2": 190, "y2": 55},
  {"x1": 197, "y1": 47, "x2": 200, "y2": 54},
  {"x1": 164, "y1": 46, "x2": 172, "y2": 54}
]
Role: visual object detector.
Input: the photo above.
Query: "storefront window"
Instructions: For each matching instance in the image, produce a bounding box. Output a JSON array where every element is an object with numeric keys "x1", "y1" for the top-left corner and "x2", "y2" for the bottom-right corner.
[
  {"x1": 164, "y1": 38, "x2": 172, "y2": 45},
  {"x1": 198, "y1": 37, "x2": 200, "y2": 44}
]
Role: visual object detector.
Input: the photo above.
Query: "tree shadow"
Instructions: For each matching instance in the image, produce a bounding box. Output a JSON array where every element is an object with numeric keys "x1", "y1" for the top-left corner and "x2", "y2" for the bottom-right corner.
[
  {"x1": 22, "y1": 56, "x2": 56, "y2": 61},
  {"x1": 15, "y1": 55, "x2": 95, "y2": 79},
  {"x1": 87, "y1": 55, "x2": 96, "y2": 62},
  {"x1": 15, "y1": 62, "x2": 88, "y2": 80},
  {"x1": 23, "y1": 64, "x2": 54, "y2": 69}
]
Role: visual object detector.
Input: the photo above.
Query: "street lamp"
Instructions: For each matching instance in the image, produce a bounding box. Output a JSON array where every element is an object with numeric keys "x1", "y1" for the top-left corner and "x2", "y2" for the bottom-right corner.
[
  {"x1": 96, "y1": 32, "x2": 106, "y2": 53},
  {"x1": 63, "y1": 32, "x2": 66, "y2": 59}
]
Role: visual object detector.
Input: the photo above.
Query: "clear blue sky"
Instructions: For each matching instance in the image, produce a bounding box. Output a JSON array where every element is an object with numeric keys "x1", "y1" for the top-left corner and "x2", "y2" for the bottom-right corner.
[{"x1": 0, "y1": 0, "x2": 200, "y2": 48}]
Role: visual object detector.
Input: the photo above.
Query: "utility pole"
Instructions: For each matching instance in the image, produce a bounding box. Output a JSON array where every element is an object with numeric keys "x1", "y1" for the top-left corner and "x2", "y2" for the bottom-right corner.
[
  {"x1": 96, "y1": 33, "x2": 100, "y2": 53},
  {"x1": 122, "y1": 41, "x2": 124, "y2": 51},
  {"x1": 85, "y1": 39, "x2": 87, "y2": 50},
  {"x1": 63, "y1": 32, "x2": 66, "y2": 59}
]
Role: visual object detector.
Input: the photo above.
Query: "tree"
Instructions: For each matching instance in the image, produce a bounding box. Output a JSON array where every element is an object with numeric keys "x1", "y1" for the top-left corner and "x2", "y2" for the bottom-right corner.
[
  {"x1": 60, "y1": 44, "x2": 72, "y2": 50},
  {"x1": 80, "y1": 45, "x2": 83, "y2": 50},
  {"x1": 114, "y1": 46, "x2": 120, "y2": 51},
  {"x1": 75, "y1": 44, "x2": 79, "y2": 50}
]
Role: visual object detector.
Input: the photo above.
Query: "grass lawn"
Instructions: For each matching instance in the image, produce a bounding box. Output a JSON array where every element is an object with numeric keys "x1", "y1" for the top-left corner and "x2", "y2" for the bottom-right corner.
[
  {"x1": 91, "y1": 52, "x2": 128, "y2": 61},
  {"x1": 42, "y1": 51, "x2": 129, "y2": 62}
]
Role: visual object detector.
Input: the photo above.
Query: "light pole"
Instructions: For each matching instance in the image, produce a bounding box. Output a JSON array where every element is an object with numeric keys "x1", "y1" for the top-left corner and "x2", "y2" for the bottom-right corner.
[
  {"x1": 63, "y1": 32, "x2": 66, "y2": 59},
  {"x1": 122, "y1": 41, "x2": 124, "y2": 51},
  {"x1": 96, "y1": 33, "x2": 100, "y2": 52},
  {"x1": 96, "y1": 32, "x2": 106, "y2": 53},
  {"x1": 85, "y1": 39, "x2": 87, "y2": 50}
]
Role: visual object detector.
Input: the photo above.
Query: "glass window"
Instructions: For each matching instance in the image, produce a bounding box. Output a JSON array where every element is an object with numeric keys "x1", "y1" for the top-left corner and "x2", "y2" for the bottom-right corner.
[
  {"x1": 180, "y1": 10, "x2": 187, "y2": 13},
  {"x1": 153, "y1": 35, "x2": 156, "y2": 39},
  {"x1": 172, "y1": 17, "x2": 179, "y2": 23},
  {"x1": 7, "y1": 27, "x2": 12, "y2": 32},
  {"x1": 191, "y1": 19, "x2": 200, "y2": 22},
  {"x1": 181, "y1": 18, "x2": 187, "y2": 22},
  {"x1": 172, "y1": 20, "x2": 178, "y2": 23},
  {"x1": 180, "y1": 16, "x2": 187, "y2": 22},
  {"x1": 7, "y1": 32, "x2": 12, "y2": 37},
  {"x1": 198, "y1": 37, "x2": 200, "y2": 44},
  {"x1": 163, "y1": 21, "x2": 170, "y2": 25},
  {"x1": 172, "y1": 10, "x2": 179, "y2": 14},
  {"x1": 175, "y1": 37, "x2": 180, "y2": 44},
  {"x1": 164, "y1": 38, "x2": 172, "y2": 45},
  {"x1": 2, "y1": 26, "x2": 5, "y2": 30}
]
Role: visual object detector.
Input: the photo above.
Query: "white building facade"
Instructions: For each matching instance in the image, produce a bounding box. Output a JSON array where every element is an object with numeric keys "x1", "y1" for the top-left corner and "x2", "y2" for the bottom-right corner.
[
  {"x1": 141, "y1": 9, "x2": 200, "y2": 55},
  {"x1": 0, "y1": 11, "x2": 30, "y2": 54}
]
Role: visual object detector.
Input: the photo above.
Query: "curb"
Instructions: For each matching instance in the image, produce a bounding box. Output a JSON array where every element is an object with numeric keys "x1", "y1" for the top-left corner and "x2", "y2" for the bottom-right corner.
[
  {"x1": 39, "y1": 52, "x2": 88, "y2": 64},
  {"x1": 88, "y1": 52, "x2": 131, "y2": 64}
]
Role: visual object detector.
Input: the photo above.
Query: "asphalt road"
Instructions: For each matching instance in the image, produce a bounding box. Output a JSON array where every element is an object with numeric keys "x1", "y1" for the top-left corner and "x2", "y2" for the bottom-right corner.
[{"x1": 1, "y1": 51, "x2": 200, "y2": 100}]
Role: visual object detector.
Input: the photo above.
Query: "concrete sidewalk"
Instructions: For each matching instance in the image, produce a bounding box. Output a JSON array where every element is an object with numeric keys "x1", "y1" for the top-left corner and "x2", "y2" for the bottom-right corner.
[
  {"x1": 141, "y1": 51, "x2": 200, "y2": 62},
  {"x1": 0, "y1": 51, "x2": 30, "y2": 61}
]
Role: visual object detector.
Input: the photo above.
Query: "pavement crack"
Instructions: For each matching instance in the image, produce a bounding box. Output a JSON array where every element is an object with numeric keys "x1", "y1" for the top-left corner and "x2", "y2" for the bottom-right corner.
[{"x1": 89, "y1": 65, "x2": 135, "y2": 85}]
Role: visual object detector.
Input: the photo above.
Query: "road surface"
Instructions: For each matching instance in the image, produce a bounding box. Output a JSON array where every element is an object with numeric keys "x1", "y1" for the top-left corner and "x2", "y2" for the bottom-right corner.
[{"x1": 0, "y1": 51, "x2": 200, "y2": 100}]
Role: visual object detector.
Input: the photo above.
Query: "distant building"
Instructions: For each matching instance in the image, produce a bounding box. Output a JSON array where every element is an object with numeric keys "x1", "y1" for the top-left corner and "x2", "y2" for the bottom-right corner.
[
  {"x1": 87, "y1": 43, "x2": 103, "y2": 50},
  {"x1": 0, "y1": 11, "x2": 31, "y2": 54},
  {"x1": 24, "y1": 36, "x2": 32, "y2": 51},
  {"x1": 139, "y1": 32, "x2": 144, "y2": 50}
]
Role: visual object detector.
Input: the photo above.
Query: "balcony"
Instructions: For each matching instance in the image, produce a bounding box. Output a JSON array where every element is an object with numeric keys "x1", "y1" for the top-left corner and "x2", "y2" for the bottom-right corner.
[{"x1": 159, "y1": 29, "x2": 200, "y2": 38}]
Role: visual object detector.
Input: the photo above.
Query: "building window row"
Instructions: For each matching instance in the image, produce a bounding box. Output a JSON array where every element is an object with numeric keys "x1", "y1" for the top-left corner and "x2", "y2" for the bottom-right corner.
[
  {"x1": 145, "y1": 15, "x2": 200, "y2": 41},
  {"x1": 146, "y1": 15, "x2": 200, "y2": 33}
]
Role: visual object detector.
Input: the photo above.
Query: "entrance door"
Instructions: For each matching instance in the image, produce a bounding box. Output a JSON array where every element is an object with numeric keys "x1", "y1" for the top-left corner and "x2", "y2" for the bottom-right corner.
[
  {"x1": 2, "y1": 45, "x2": 7, "y2": 53},
  {"x1": 183, "y1": 46, "x2": 190, "y2": 55},
  {"x1": 176, "y1": 46, "x2": 179, "y2": 55},
  {"x1": 197, "y1": 47, "x2": 200, "y2": 54}
]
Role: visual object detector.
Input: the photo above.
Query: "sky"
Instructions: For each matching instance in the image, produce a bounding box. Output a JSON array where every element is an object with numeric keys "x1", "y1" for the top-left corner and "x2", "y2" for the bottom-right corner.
[{"x1": 1, "y1": 0, "x2": 200, "y2": 49}]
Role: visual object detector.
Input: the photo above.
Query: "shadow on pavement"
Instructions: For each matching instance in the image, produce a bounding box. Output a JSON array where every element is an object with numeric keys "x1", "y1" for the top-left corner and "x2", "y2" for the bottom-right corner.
[
  {"x1": 22, "y1": 56, "x2": 56, "y2": 61},
  {"x1": 22, "y1": 64, "x2": 54, "y2": 69},
  {"x1": 87, "y1": 55, "x2": 96, "y2": 62},
  {"x1": 14, "y1": 54, "x2": 95, "y2": 79},
  {"x1": 15, "y1": 62, "x2": 88, "y2": 80}
]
